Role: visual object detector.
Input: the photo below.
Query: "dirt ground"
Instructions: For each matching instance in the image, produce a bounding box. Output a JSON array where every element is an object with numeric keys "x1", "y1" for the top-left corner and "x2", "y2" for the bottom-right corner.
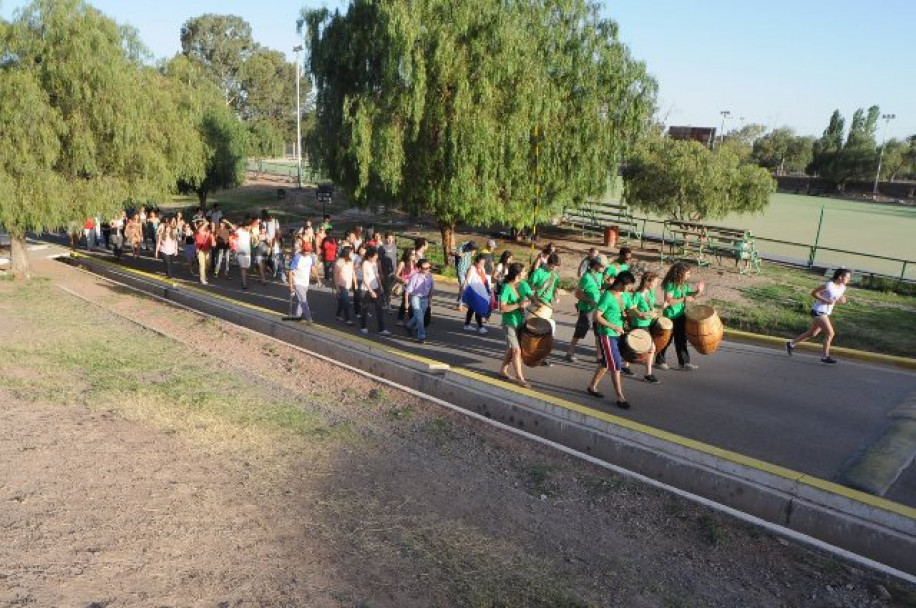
[{"x1": 1, "y1": 257, "x2": 914, "y2": 607}]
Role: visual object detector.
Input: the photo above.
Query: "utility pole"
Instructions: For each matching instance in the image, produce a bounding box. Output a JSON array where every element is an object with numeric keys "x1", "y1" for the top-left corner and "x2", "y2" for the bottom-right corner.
[
  {"x1": 293, "y1": 44, "x2": 303, "y2": 190},
  {"x1": 872, "y1": 113, "x2": 895, "y2": 199}
]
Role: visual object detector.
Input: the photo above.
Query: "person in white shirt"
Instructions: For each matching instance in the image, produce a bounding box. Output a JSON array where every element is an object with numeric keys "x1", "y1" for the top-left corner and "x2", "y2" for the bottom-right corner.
[
  {"x1": 786, "y1": 268, "x2": 851, "y2": 364},
  {"x1": 359, "y1": 247, "x2": 390, "y2": 335},
  {"x1": 287, "y1": 242, "x2": 318, "y2": 322}
]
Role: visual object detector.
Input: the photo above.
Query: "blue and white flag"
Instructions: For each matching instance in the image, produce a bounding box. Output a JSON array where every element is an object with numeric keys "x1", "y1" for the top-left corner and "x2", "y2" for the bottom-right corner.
[{"x1": 462, "y1": 267, "x2": 492, "y2": 316}]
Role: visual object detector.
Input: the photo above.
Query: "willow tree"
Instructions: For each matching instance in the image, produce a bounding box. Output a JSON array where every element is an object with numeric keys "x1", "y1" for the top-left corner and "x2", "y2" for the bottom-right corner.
[
  {"x1": 0, "y1": 0, "x2": 198, "y2": 277},
  {"x1": 300, "y1": 0, "x2": 655, "y2": 249},
  {"x1": 623, "y1": 137, "x2": 776, "y2": 222}
]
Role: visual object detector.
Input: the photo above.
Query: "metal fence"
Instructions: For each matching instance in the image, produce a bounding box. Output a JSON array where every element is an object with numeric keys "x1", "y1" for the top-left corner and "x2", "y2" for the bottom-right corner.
[
  {"x1": 567, "y1": 210, "x2": 915, "y2": 281},
  {"x1": 246, "y1": 160, "x2": 328, "y2": 184}
]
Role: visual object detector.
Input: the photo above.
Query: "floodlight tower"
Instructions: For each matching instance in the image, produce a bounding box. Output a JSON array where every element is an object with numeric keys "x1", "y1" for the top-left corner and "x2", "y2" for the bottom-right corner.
[
  {"x1": 872, "y1": 113, "x2": 896, "y2": 198},
  {"x1": 294, "y1": 44, "x2": 304, "y2": 189},
  {"x1": 718, "y1": 110, "x2": 731, "y2": 148}
]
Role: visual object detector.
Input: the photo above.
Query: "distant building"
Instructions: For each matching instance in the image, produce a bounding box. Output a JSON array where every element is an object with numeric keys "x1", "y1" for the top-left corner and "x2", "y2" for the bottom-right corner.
[{"x1": 667, "y1": 126, "x2": 716, "y2": 148}]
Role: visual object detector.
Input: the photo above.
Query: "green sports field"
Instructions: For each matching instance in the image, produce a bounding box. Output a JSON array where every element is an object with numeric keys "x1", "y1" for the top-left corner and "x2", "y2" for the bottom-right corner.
[{"x1": 604, "y1": 186, "x2": 916, "y2": 279}]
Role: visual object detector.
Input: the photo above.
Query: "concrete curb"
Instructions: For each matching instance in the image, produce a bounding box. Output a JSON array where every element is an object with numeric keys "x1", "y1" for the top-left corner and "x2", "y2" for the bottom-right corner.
[
  {"x1": 64, "y1": 253, "x2": 916, "y2": 577},
  {"x1": 725, "y1": 328, "x2": 916, "y2": 371}
]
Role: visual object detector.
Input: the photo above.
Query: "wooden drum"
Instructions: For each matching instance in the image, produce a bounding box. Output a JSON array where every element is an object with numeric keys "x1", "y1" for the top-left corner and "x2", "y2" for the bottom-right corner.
[
  {"x1": 649, "y1": 317, "x2": 673, "y2": 353},
  {"x1": 520, "y1": 317, "x2": 554, "y2": 367},
  {"x1": 685, "y1": 304, "x2": 724, "y2": 355},
  {"x1": 619, "y1": 329, "x2": 653, "y2": 364}
]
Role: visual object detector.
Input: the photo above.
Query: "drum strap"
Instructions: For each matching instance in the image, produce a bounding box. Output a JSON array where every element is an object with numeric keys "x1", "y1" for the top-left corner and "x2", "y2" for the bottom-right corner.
[
  {"x1": 612, "y1": 291, "x2": 627, "y2": 332},
  {"x1": 536, "y1": 272, "x2": 557, "y2": 301}
]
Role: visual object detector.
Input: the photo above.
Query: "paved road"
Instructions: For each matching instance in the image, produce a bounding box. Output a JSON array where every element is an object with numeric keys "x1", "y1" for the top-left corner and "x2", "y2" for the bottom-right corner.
[{"x1": 60, "y1": 245, "x2": 916, "y2": 507}]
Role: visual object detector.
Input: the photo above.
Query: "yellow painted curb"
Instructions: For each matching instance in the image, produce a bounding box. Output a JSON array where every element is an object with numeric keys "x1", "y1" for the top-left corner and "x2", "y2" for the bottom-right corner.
[
  {"x1": 67, "y1": 252, "x2": 916, "y2": 519},
  {"x1": 726, "y1": 328, "x2": 916, "y2": 371}
]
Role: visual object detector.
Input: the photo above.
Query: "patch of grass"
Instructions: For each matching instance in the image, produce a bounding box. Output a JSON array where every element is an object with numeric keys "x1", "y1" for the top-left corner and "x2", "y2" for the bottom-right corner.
[
  {"x1": 425, "y1": 417, "x2": 457, "y2": 440},
  {"x1": 580, "y1": 474, "x2": 626, "y2": 496},
  {"x1": 524, "y1": 463, "x2": 553, "y2": 496},
  {"x1": 386, "y1": 404, "x2": 416, "y2": 421},
  {"x1": 698, "y1": 514, "x2": 726, "y2": 546},
  {"x1": 711, "y1": 272, "x2": 916, "y2": 357},
  {"x1": 0, "y1": 281, "x2": 344, "y2": 449}
]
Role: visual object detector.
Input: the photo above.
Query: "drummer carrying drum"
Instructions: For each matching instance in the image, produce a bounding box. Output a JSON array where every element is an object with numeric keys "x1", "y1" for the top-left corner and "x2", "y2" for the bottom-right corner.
[
  {"x1": 529, "y1": 254, "x2": 561, "y2": 365},
  {"x1": 565, "y1": 255, "x2": 608, "y2": 362},
  {"x1": 626, "y1": 271, "x2": 662, "y2": 384},
  {"x1": 498, "y1": 262, "x2": 534, "y2": 388},
  {"x1": 655, "y1": 262, "x2": 705, "y2": 371},
  {"x1": 586, "y1": 271, "x2": 637, "y2": 409}
]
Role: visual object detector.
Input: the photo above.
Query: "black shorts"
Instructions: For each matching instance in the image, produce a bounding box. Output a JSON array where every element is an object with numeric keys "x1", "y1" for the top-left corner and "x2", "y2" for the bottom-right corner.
[
  {"x1": 810, "y1": 310, "x2": 829, "y2": 318},
  {"x1": 573, "y1": 310, "x2": 592, "y2": 339}
]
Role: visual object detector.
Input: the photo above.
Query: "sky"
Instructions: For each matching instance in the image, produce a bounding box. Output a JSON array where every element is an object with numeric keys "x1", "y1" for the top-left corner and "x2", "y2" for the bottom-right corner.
[{"x1": 2, "y1": 0, "x2": 914, "y2": 141}]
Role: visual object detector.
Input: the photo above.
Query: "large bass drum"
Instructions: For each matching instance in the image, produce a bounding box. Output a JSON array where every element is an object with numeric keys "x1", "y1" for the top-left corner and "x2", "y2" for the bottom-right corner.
[
  {"x1": 520, "y1": 317, "x2": 554, "y2": 367},
  {"x1": 618, "y1": 328, "x2": 652, "y2": 364},
  {"x1": 685, "y1": 305, "x2": 724, "y2": 354},
  {"x1": 649, "y1": 316, "x2": 673, "y2": 353}
]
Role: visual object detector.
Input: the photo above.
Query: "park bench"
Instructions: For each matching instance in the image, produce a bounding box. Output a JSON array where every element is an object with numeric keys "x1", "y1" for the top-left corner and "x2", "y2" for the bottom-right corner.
[
  {"x1": 562, "y1": 202, "x2": 643, "y2": 246},
  {"x1": 662, "y1": 220, "x2": 760, "y2": 274}
]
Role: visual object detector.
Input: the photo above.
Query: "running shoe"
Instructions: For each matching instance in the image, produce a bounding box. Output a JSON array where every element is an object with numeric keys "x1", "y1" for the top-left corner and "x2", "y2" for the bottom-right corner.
[
  {"x1": 360, "y1": 328, "x2": 368, "y2": 334},
  {"x1": 821, "y1": 356, "x2": 838, "y2": 364},
  {"x1": 379, "y1": 329, "x2": 392, "y2": 336},
  {"x1": 478, "y1": 327, "x2": 488, "y2": 335},
  {"x1": 644, "y1": 374, "x2": 660, "y2": 384},
  {"x1": 785, "y1": 341, "x2": 795, "y2": 356},
  {"x1": 656, "y1": 362, "x2": 670, "y2": 370},
  {"x1": 463, "y1": 324, "x2": 475, "y2": 331},
  {"x1": 680, "y1": 363, "x2": 698, "y2": 371},
  {"x1": 620, "y1": 367, "x2": 635, "y2": 376},
  {"x1": 565, "y1": 354, "x2": 578, "y2": 363}
]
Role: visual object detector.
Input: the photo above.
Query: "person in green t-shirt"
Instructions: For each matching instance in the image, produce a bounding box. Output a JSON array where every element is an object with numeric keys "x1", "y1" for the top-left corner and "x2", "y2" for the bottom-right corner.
[
  {"x1": 625, "y1": 271, "x2": 661, "y2": 384},
  {"x1": 529, "y1": 253, "x2": 561, "y2": 366},
  {"x1": 565, "y1": 255, "x2": 607, "y2": 362},
  {"x1": 602, "y1": 247, "x2": 634, "y2": 287},
  {"x1": 586, "y1": 270, "x2": 637, "y2": 409},
  {"x1": 656, "y1": 262, "x2": 705, "y2": 371},
  {"x1": 498, "y1": 262, "x2": 534, "y2": 388}
]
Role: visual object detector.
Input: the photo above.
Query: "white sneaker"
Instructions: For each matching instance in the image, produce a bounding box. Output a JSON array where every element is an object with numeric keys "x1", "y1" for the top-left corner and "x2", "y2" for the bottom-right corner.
[
  {"x1": 360, "y1": 328, "x2": 368, "y2": 334},
  {"x1": 463, "y1": 324, "x2": 475, "y2": 331},
  {"x1": 680, "y1": 363, "x2": 698, "y2": 371},
  {"x1": 478, "y1": 327, "x2": 488, "y2": 334},
  {"x1": 657, "y1": 362, "x2": 670, "y2": 370},
  {"x1": 379, "y1": 329, "x2": 391, "y2": 336}
]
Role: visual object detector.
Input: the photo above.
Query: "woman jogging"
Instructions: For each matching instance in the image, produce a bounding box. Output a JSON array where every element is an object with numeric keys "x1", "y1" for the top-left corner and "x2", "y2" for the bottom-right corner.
[{"x1": 786, "y1": 268, "x2": 851, "y2": 364}]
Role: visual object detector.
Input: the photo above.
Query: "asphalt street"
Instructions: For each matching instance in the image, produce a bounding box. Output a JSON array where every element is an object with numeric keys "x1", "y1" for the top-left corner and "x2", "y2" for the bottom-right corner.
[{"x1": 62, "y1": 245, "x2": 916, "y2": 508}]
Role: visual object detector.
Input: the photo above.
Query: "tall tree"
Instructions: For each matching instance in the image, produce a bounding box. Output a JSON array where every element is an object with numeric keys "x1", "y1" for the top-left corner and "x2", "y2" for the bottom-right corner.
[
  {"x1": 1, "y1": 0, "x2": 192, "y2": 277},
  {"x1": 162, "y1": 54, "x2": 247, "y2": 207},
  {"x1": 623, "y1": 137, "x2": 776, "y2": 221},
  {"x1": 180, "y1": 14, "x2": 254, "y2": 109},
  {"x1": 752, "y1": 127, "x2": 814, "y2": 175},
  {"x1": 719, "y1": 123, "x2": 766, "y2": 163},
  {"x1": 809, "y1": 109, "x2": 845, "y2": 180},
  {"x1": 300, "y1": 0, "x2": 655, "y2": 249}
]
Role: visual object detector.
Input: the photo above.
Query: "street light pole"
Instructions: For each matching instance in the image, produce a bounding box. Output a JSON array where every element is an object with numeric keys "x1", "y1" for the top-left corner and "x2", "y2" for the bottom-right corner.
[
  {"x1": 872, "y1": 113, "x2": 895, "y2": 198},
  {"x1": 293, "y1": 44, "x2": 303, "y2": 190},
  {"x1": 718, "y1": 110, "x2": 731, "y2": 148}
]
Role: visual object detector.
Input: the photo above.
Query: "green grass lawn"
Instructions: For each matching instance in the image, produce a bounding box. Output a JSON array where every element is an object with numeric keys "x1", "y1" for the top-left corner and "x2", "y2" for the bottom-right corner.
[{"x1": 711, "y1": 264, "x2": 916, "y2": 357}]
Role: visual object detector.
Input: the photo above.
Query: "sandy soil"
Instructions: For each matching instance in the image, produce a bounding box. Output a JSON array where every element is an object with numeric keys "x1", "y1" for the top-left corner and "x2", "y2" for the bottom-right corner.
[{"x1": 0, "y1": 258, "x2": 913, "y2": 607}]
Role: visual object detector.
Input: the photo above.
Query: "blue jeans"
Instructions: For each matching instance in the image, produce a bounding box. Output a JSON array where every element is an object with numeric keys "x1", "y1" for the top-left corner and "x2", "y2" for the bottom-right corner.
[
  {"x1": 336, "y1": 286, "x2": 353, "y2": 322},
  {"x1": 406, "y1": 295, "x2": 429, "y2": 340}
]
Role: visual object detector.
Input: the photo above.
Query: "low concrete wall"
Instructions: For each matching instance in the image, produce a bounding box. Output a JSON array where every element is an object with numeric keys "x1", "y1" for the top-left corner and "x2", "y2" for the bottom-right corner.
[{"x1": 65, "y1": 255, "x2": 916, "y2": 576}]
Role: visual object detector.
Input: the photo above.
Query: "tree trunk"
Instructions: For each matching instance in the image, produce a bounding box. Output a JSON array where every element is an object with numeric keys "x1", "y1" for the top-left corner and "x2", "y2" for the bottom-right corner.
[
  {"x1": 439, "y1": 223, "x2": 455, "y2": 266},
  {"x1": 196, "y1": 189, "x2": 209, "y2": 210},
  {"x1": 10, "y1": 234, "x2": 30, "y2": 280}
]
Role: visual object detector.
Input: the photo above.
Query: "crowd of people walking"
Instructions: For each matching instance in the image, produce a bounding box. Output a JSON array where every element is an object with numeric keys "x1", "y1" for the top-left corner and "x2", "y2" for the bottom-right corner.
[{"x1": 75, "y1": 205, "x2": 847, "y2": 411}]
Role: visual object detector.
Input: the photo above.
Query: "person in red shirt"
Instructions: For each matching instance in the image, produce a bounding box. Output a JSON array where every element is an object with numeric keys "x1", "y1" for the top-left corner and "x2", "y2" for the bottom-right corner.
[
  {"x1": 195, "y1": 221, "x2": 216, "y2": 285},
  {"x1": 321, "y1": 236, "x2": 338, "y2": 288}
]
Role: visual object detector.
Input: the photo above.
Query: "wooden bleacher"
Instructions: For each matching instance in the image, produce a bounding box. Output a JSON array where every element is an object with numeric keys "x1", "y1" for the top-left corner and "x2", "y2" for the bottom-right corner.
[
  {"x1": 563, "y1": 202, "x2": 644, "y2": 245},
  {"x1": 661, "y1": 220, "x2": 760, "y2": 274}
]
